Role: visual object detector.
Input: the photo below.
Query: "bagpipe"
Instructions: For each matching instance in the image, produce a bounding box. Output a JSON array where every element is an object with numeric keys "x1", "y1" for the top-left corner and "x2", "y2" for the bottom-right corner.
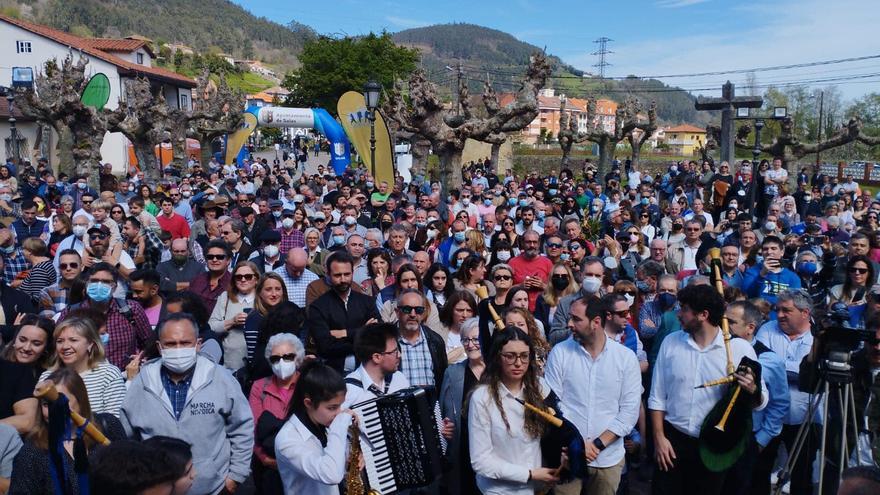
[{"x1": 695, "y1": 248, "x2": 762, "y2": 472}]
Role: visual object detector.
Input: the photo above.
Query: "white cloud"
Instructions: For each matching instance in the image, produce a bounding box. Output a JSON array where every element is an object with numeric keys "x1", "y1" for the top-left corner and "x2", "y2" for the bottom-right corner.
[
  {"x1": 385, "y1": 15, "x2": 430, "y2": 29},
  {"x1": 565, "y1": 0, "x2": 880, "y2": 100},
  {"x1": 656, "y1": 0, "x2": 710, "y2": 7}
]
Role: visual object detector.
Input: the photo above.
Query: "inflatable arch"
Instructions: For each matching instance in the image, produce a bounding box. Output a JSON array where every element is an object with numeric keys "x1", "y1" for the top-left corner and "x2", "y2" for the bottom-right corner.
[{"x1": 225, "y1": 106, "x2": 351, "y2": 174}]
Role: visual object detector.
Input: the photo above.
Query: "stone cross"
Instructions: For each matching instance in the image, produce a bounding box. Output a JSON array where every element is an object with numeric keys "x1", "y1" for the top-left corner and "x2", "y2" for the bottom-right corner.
[{"x1": 695, "y1": 81, "x2": 763, "y2": 164}]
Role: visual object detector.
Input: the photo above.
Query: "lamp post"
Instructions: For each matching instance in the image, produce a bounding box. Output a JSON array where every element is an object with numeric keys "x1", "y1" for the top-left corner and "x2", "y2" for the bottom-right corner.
[
  {"x1": 815, "y1": 90, "x2": 824, "y2": 167},
  {"x1": 363, "y1": 80, "x2": 382, "y2": 181},
  {"x1": 1, "y1": 88, "x2": 18, "y2": 166}
]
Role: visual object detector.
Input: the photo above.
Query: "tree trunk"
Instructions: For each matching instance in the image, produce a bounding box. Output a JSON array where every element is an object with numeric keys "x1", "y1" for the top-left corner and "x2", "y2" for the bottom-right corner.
[
  {"x1": 596, "y1": 140, "x2": 615, "y2": 178},
  {"x1": 437, "y1": 147, "x2": 463, "y2": 192},
  {"x1": 409, "y1": 138, "x2": 431, "y2": 178},
  {"x1": 490, "y1": 142, "x2": 501, "y2": 170},
  {"x1": 630, "y1": 140, "x2": 643, "y2": 169},
  {"x1": 132, "y1": 141, "x2": 155, "y2": 175}
]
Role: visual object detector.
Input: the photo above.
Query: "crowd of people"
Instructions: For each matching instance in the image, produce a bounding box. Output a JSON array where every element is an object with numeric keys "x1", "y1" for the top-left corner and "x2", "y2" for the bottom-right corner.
[{"x1": 0, "y1": 149, "x2": 878, "y2": 495}]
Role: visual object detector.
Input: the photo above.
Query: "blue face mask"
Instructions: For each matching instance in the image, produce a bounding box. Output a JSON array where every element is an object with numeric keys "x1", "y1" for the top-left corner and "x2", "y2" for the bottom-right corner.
[
  {"x1": 454, "y1": 231, "x2": 466, "y2": 243},
  {"x1": 797, "y1": 261, "x2": 818, "y2": 276},
  {"x1": 86, "y1": 282, "x2": 112, "y2": 302},
  {"x1": 100, "y1": 333, "x2": 110, "y2": 346},
  {"x1": 635, "y1": 280, "x2": 651, "y2": 292},
  {"x1": 549, "y1": 189, "x2": 558, "y2": 196},
  {"x1": 657, "y1": 292, "x2": 677, "y2": 311},
  {"x1": 483, "y1": 199, "x2": 493, "y2": 207},
  {"x1": 519, "y1": 199, "x2": 528, "y2": 207},
  {"x1": 537, "y1": 210, "x2": 546, "y2": 219},
  {"x1": 508, "y1": 198, "x2": 517, "y2": 206},
  {"x1": 332, "y1": 235, "x2": 345, "y2": 245},
  {"x1": 560, "y1": 253, "x2": 570, "y2": 261}
]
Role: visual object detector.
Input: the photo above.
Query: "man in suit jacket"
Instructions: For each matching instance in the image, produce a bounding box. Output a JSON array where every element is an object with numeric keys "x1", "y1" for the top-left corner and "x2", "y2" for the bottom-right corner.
[{"x1": 305, "y1": 251, "x2": 380, "y2": 373}]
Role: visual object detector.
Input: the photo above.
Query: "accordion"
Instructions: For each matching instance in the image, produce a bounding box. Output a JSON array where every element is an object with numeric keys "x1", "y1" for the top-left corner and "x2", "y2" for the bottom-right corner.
[{"x1": 351, "y1": 387, "x2": 445, "y2": 494}]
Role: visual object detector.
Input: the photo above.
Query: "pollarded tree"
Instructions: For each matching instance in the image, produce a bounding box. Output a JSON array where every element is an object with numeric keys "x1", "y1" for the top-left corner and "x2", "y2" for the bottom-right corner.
[
  {"x1": 14, "y1": 56, "x2": 109, "y2": 180},
  {"x1": 384, "y1": 53, "x2": 551, "y2": 190}
]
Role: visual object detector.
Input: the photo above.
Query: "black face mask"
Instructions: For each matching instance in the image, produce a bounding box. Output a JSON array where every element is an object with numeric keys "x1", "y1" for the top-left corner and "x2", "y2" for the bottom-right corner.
[{"x1": 551, "y1": 275, "x2": 570, "y2": 291}]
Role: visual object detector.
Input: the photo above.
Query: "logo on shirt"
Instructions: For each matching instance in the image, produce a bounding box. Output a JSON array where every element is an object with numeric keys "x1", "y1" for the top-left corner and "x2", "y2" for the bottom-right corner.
[{"x1": 190, "y1": 401, "x2": 215, "y2": 415}]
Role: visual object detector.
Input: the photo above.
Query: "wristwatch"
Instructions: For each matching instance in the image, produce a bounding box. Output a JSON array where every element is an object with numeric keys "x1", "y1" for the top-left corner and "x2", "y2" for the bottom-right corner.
[{"x1": 593, "y1": 437, "x2": 606, "y2": 451}]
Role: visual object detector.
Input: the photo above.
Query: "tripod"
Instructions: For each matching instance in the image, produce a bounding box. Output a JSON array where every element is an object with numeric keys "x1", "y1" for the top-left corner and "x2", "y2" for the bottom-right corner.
[{"x1": 773, "y1": 351, "x2": 866, "y2": 495}]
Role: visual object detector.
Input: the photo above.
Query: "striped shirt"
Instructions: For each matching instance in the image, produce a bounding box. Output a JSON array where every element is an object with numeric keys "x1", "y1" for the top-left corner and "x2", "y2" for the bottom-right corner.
[
  {"x1": 40, "y1": 361, "x2": 126, "y2": 417},
  {"x1": 38, "y1": 284, "x2": 70, "y2": 318}
]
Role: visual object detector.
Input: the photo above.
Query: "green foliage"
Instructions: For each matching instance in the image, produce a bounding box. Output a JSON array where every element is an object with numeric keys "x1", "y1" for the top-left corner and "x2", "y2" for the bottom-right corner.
[
  {"x1": 218, "y1": 71, "x2": 274, "y2": 94},
  {"x1": 30, "y1": 0, "x2": 315, "y2": 65},
  {"x1": 283, "y1": 32, "x2": 420, "y2": 113}
]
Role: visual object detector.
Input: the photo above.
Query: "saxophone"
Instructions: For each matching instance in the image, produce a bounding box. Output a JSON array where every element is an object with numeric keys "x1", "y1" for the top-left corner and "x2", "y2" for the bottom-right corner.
[{"x1": 345, "y1": 419, "x2": 367, "y2": 495}]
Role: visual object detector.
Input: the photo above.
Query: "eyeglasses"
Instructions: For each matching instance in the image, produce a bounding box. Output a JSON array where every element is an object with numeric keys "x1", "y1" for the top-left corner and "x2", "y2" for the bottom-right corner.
[
  {"x1": 461, "y1": 337, "x2": 480, "y2": 346},
  {"x1": 398, "y1": 305, "x2": 426, "y2": 315},
  {"x1": 82, "y1": 200, "x2": 93, "y2": 204},
  {"x1": 377, "y1": 346, "x2": 401, "y2": 356},
  {"x1": 610, "y1": 309, "x2": 631, "y2": 317},
  {"x1": 234, "y1": 273, "x2": 256, "y2": 281},
  {"x1": 850, "y1": 267, "x2": 869, "y2": 274},
  {"x1": 494, "y1": 274, "x2": 512, "y2": 281},
  {"x1": 685, "y1": 227, "x2": 701, "y2": 232},
  {"x1": 569, "y1": 244, "x2": 583, "y2": 250},
  {"x1": 91, "y1": 233, "x2": 109, "y2": 240},
  {"x1": 616, "y1": 291, "x2": 636, "y2": 297},
  {"x1": 499, "y1": 352, "x2": 531, "y2": 365},
  {"x1": 205, "y1": 254, "x2": 227, "y2": 261},
  {"x1": 59, "y1": 262, "x2": 80, "y2": 270},
  {"x1": 546, "y1": 243, "x2": 562, "y2": 249},
  {"x1": 268, "y1": 353, "x2": 298, "y2": 364}
]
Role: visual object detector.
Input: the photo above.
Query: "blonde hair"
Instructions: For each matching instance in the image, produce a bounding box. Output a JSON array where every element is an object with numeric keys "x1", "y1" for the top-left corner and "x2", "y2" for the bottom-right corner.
[
  {"x1": 91, "y1": 199, "x2": 113, "y2": 212},
  {"x1": 465, "y1": 229, "x2": 486, "y2": 255},
  {"x1": 51, "y1": 316, "x2": 104, "y2": 370},
  {"x1": 542, "y1": 262, "x2": 578, "y2": 306}
]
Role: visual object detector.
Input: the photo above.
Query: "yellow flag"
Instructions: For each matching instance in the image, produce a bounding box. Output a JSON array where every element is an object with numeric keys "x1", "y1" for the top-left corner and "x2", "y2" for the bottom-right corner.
[
  {"x1": 337, "y1": 91, "x2": 394, "y2": 186},
  {"x1": 225, "y1": 110, "x2": 258, "y2": 165}
]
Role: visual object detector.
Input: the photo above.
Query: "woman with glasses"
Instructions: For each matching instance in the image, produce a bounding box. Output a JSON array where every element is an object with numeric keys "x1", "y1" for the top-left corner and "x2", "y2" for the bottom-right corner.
[
  {"x1": 440, "y1": 318, "x2": 485, "y2": 495},
  {"x1": 492, "y1": 217, "x2": 520, "y2": 254},
  {"x1": 637, "y1": 209, "x2": 657, "y2": 242},
  {"x1": 210, "y1": 261, "x2": 259, "y2": 370},
  {"x1": 468, "y1": 326, "x2": 560, "y2": 494},
  {"x1": 852, "y1": 196, "x2": 869, "y2": 224},
  {"x1": 613, "y1": 280, "x2": 639, "y2": 328},
  {"x1": 379, "y1": 264, "x2": 443, "y2": 332},
  {"x1": 109, "y1": 204, "x2": 126, "y2": 226},
  {"x1": 567, "y1": 239, "x2": 588, "y2": 267},
  {"x1": 303, "y1": 228, "x2": 326, "y2": 277},
  {"x1": 535, "y1": 263, "x2": 578, "y2": 333},
  {"x1": 248, "y1": 333, "x2": 305, "y2": 495},
  {"x1": 478, "y1": 264, "x2": 514, "y2": 340},
  {"x1": 829, "y1": 255, "x2": 874, "y2": 325},
  {"x1": 439, "y1": 291, "x2": 478, "y2": 364},
  {"x1": 503, "y1": 308, "x2": 550, "y2": 371},
  {"x1": 138, "y1": 184, "x2": 159, "y2": 216},
  {"x1": 243, "y1": 273, "x2": 289, "y2": 365}
]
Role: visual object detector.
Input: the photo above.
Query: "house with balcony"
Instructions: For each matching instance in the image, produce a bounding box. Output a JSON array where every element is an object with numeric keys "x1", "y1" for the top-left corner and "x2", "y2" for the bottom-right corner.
[
  {"x1": 498, "y1": 88, "x2": 618, "y2": 144},
  {"x1": 0, "y1": 14, "x2": 196, "y2": 169},
  {"x1": 662, "y1": 124, "x2": 706, "y2": 155}
]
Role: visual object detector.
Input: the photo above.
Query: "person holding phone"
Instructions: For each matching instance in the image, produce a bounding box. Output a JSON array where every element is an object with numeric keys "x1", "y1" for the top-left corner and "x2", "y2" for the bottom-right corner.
[
  {"x1": 742, "y1": 236, "x2": 801, "y2": 312},
  {"x1": 829, "y1": 255, "x2": 874, "y2": 327}
]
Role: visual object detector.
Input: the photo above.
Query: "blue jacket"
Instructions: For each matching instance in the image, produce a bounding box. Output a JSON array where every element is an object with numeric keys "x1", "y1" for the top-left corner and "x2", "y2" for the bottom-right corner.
[
  {"x1": 742, "y1": 266, "x2": 802, "y2": 306},
  {"x1": 752, "y1": 340, "x2": 790, "y2": 447}
]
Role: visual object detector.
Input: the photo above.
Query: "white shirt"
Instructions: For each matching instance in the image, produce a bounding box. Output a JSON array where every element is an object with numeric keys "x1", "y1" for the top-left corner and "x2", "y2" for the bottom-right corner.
[
  {"x1": 545, "y1": 336, "x2": 642, "y2": 467},
  {"x1": 756, "y1": 321, "x2": 815, "y2": 425},
  {"x1": 342, "y1": 366, "x2": 410, "y2": 409},
  {"x1": 275, "y1": 412, "x2": 352, "y2": 495},
  {"x1": 648, "y1": 329, "x2": 767, "y2": 438},
  {"x1": 469, "y1": 379, "x2": 550, "y2": 495}
]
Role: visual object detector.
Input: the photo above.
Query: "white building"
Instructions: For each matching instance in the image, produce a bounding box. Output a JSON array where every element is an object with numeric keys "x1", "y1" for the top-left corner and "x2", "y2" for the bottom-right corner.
[{"x1": 0, "y1": 14, "x2": 196, "y2": 171}]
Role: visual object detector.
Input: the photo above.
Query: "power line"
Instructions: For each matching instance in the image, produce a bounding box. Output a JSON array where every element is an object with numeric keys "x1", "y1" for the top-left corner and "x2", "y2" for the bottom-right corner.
[{"x1": 592, "y1": 37, "x2": 613, "y2": 79}]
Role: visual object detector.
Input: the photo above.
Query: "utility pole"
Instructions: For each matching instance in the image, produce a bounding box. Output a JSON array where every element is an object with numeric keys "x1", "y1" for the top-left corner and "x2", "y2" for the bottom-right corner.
[
  {"x1": 592, "y1": 37, "x2": 613, "y2": 80},
  {"x1": 815, "y1": 90, "x2": 824, "y2": 167}
]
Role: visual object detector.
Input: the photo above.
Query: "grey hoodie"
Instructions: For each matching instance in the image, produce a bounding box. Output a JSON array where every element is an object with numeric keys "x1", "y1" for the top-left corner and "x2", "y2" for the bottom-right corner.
[{"x1": 120, "y1": 356, "x2": 254, "y2": 495}]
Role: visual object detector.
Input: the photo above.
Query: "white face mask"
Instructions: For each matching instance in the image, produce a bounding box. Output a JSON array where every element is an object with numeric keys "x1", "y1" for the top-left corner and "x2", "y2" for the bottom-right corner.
[
  {"x1": 623, "y1": 293, "x2": 635, "y2": 306},
  {"x1": 344, "y1": 215, "x2": 357, "y2": 226},
  {"x1": 72, "y1": 225, "x2": 88, "y2": 238},
  {"x1": 582, "y1": 276, "x2": 602, "y2": 294},
  {"x1": 161, "y1": 346, "x2": 198, "y2": 374},
  {"x1": 496, "y1": 250, "x2": 511, "y2": 262},
  {"x1": 426, "y1": 229, "x2": 437, "y2": 240},
  {"x1": 263, "y1": 244, "x2": 280, "y2": 258},
  {"x1": 271, "y1": 359, "x2": 297, "y2": 380},
  {"x1": 282, "y1": 218, "x2": 295, "y2": 229}
]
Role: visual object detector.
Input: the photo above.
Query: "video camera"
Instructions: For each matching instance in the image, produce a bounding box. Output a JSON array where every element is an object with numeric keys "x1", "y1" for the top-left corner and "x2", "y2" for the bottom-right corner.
[{"x1": 816, "y1": 302, "x2": 878, "y2": 382}]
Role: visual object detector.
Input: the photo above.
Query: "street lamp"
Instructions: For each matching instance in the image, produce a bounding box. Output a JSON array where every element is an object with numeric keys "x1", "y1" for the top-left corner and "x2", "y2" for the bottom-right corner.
[
  {"x1": 0, "y1": 87, "x2": 18, "y2": 166},
  {"x1": 363, "y1": 80, "x2": 382, "y2": 180}
]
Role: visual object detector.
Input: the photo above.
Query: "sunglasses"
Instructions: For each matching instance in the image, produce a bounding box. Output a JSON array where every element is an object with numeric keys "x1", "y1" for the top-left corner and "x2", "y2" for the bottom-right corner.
[
  {"x1": 205, "y1": 254, "x2": 227, "y2": 261},
  {"x1": 546, "y1": 242, "x2": 563, "y2": 249},
  {"x1": 610, "y1": 309, "x2": 631, "y2": 317},
  {"x1": 82, "y1": 200, "x2": 93, "y2": 205},
  {"x1": 398, "y1": 305, "x2": 426, "y2": 315},
  {"x1": 59, "y1": 262, "x2": 79, "y2": 270},
  {"x1": 91, "y1": 233, "x2": 109, "y2": 240},
  {"x1": 268, "y1": 353, "x2": 297, "y2": 364},
  {"x1": 569, "y1": 244, "x2": 583, "y2": 250},
  {"x1": 850, "y1": 267, "x2": 869, "y2": 274},
  {"x1": 234, "y1": 273, "x2": 256, "y2": 281},
  {"x1": 494, "y1": 274, "x2": 512, "y2": 281}
]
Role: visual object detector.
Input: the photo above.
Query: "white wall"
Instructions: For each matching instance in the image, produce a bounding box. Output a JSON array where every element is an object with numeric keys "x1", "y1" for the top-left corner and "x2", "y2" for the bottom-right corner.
[{"x1": 116, "y1": 49, "x2": 152, "y2": 67}]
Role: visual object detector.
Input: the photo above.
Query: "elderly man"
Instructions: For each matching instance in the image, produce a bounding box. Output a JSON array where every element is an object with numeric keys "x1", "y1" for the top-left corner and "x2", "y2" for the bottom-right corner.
[
  {"x1": 121, "y1": 313, "x2": 254, "y2": 495},
  {"x1": 395, "y1": 289, "x2": 446, "y2": 401},
  {"x1": 156, "y1": 238, "x2": 205, "y2": 294},
  {"x1": 273, "y1": 247, "x2": 318, "y2": 307},
  {"x1": 509, "y1": 230, "x2": 553, "y2": 312}
]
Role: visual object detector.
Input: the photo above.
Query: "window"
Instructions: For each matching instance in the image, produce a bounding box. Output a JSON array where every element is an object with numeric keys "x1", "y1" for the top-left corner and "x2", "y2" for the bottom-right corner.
[
  {"x1": 16, "y1": 41, "x2": 32, "y2": 53},
  {"x1": 136, "y1": 52, "x2": 144, "y2": 65},
  {"x1": 179, "y1": 93, "x2": 189, "y2": 110}
]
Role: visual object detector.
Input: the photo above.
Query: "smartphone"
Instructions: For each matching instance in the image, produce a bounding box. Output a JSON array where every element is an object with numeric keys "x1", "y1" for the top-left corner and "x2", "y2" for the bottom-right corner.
[{"x1": 243, "y1": 308, "x2": 253, "y2": 314}]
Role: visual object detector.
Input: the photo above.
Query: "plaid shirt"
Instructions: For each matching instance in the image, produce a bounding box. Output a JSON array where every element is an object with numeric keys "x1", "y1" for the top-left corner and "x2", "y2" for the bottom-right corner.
[
  {"x1": 272, "y1": 266, "x2": 318, "y2": 307},
  {"x1": 276, "y1": 227, "x2": 305, "y2": 256},
  {"x1": 125, "y1": 228, "x2": 164, "y2": 271},
  {"x1": 399, "y1": 328, "x2": 435, "y2": 387},
  {"x1": 60, "y1": 299, "x2": 152, "y2": 370},
  {"x1": 160, "y1": 365, "x2": 194, "y2": 420},
  {"x1": 2, "y1": 247, "x2": 30, "y2": 285},
  {"x1": 38, "y1": 283, "x2": 70, "y2": 318}
]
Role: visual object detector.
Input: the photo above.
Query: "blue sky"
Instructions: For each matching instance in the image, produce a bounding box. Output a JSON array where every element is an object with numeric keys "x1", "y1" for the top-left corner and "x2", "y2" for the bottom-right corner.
[{"x1": 235, "y1": 0, "x2": 880, "y2": 100}]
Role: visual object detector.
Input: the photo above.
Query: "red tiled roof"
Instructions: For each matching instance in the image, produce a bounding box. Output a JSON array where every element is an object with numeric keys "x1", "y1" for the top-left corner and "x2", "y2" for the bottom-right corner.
[
  {"x1": 85, "y1": 38, "x2": 156, "y2": 57},
  {"x1": 0, "y1": 14, "x2": 194, "y2": 88},
  {"x1": 665, "y1": 124, "x2": 705, "y2": 133}
]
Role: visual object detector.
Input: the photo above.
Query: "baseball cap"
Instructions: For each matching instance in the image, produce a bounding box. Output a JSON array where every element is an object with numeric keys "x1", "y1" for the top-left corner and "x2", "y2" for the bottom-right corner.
[
  {"x1": 87, "y1": 224, "x2": 111, "y2": 236},
  {"x1": 268, "y1": 199, "x2": 283, "y2": 208}
]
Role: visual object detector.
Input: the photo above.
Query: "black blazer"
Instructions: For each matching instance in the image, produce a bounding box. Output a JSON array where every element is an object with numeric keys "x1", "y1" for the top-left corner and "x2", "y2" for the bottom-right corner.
[{"x1": 305, "y1": 289, "x2": 380, "y2": 373}]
